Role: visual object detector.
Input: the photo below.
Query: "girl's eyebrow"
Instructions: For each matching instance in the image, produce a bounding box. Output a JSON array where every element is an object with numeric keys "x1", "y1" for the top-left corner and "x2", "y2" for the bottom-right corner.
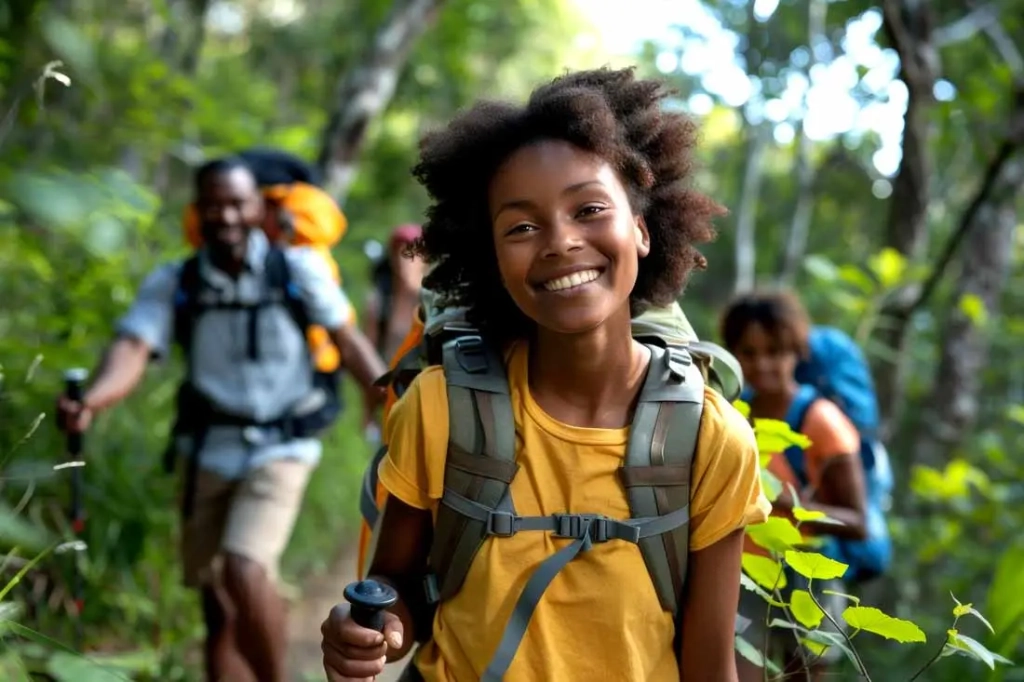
[{"x1": 493, "y1": 180, "x2": 608, "y2": 220}]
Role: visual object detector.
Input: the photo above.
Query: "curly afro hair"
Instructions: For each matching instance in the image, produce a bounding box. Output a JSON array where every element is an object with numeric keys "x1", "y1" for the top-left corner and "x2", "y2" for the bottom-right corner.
[{"x1": 412, "y1": 66, "x2": 725, "y2": 342}]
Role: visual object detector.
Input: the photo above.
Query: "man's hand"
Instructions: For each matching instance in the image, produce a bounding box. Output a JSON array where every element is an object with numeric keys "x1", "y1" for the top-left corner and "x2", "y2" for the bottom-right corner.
[{"x1": 56, "y1": 395, "x2": 94, "y2": 434}]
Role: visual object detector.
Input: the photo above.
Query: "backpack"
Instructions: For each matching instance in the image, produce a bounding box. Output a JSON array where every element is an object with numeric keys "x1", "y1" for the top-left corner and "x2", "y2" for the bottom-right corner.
[
  {"x1": 182, "y1": 148, "x2": 351, "y2": 374},
  {"x1": 750, "y1": 326, "x2": 894, "y2": 582},
  {"x1": 166, "y1": 247, "x2": 343, "y2": 457},
  {"x1": 357, "y1": 297, "x2": 745, "y2": 677}
]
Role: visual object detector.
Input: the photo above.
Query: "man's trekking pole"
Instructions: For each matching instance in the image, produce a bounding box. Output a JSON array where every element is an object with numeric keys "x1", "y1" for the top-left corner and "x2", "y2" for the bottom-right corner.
[
  {"x1": 63, "y1": 368, "x2": 88, "y2": 647},
  {"x1": 344, "y1": 579, "x2": 398, "y2": 632}
]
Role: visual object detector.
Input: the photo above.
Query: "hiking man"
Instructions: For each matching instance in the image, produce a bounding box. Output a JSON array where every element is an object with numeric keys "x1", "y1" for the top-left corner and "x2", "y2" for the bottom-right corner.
[{"x1": 57, "y1": 157, "x2": 388, "y2": 682}]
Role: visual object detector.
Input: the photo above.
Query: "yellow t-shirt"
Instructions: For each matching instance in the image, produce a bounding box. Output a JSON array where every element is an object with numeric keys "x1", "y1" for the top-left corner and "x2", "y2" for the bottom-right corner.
[{"x1": 379, "y1": 343, "x2": 770, "y2": 682}]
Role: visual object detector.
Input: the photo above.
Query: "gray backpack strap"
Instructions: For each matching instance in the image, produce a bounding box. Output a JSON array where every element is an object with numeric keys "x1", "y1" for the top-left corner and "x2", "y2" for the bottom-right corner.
[
  {"x1": 427, "y1": 336, "x2": 519, "y2": 603},
  {"x1": 621, "y1": 344, "x2": 705, "y2": 617},
  {"x1": 359, "y1": 444, "x2": 389, "y2": 528},
  {"x1": 686, "y1": 340, "x2": 743, "y2": 403}
]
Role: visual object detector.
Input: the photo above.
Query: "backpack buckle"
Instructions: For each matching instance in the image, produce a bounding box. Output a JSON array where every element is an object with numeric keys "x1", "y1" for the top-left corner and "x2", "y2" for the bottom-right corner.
[
  {"x1": 553, "y1": 514, "x2": 609, "y2": 543},
  {"x1": 486, "y1": 510, "x2": 518, "y2": 537},
  {"x1": 454, "y1": 336, "x2": 489, "y2": 374}
]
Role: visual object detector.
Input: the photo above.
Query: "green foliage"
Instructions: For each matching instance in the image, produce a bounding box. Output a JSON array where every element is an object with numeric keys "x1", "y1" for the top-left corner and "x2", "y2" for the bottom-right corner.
[{"x1": 736, "y1": 410, "x2": 1014, "y2": 680}]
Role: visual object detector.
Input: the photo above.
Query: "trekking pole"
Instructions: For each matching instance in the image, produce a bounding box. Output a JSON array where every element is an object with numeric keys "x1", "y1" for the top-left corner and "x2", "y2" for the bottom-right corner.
[
  {"x1": 343, "y1": 579, "x2": 398, "y2": 632},
  {"x1": 63, "y1": 367, "x2": 89, "y2": 647}
]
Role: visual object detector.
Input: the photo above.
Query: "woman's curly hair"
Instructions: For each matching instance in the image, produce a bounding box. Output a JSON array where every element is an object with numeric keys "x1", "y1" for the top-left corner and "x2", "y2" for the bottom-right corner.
[{"x1": 412, "y1": 66, "x2": 725, "y2": 342}]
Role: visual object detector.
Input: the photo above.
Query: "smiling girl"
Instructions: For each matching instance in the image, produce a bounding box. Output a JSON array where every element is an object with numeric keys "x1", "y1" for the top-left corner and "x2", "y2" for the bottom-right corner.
[{"x1": 322, "y1": 67, "x2": 770, "y2": 682}]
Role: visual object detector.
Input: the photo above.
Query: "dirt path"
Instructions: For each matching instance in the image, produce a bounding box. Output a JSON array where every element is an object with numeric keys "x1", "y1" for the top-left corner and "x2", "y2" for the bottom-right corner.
[{"x1": 286, "y1": 545, "x2": 403, "y2": 682}]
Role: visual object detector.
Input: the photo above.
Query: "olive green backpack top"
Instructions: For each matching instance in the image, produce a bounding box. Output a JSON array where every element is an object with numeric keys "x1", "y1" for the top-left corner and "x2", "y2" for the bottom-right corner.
[{"x1": 363, "y1": 296, "x2": 745, "y2": 681}]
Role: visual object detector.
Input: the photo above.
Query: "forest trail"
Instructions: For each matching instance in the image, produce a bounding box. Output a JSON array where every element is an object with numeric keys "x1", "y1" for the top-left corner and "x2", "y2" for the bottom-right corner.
[{"x1": 286, "y1": 540, "x2": 403, "y2": 682}]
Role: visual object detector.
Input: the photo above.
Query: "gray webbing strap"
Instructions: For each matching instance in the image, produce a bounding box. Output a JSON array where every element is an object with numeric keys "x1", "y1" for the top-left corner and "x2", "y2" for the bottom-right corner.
[
  {"x1": 440, "y1": 489, "x2": 690, "y2": 681},
  {"x1": 359, "y1": 445, "x2": 389, "y2": 527}
]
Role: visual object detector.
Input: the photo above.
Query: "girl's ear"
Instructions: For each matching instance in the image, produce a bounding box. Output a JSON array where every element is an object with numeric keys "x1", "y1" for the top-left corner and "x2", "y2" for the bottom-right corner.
[{"x1": 635, "y1": 216, "x2": 651, "y2": 258}]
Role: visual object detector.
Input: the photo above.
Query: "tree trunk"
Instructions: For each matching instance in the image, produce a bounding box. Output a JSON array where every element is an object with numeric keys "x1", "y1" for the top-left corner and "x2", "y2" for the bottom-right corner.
[
  {"x1": 869, "y1": 0, "x2": 939, "y2": 439},
  {"x1": 910, "y1": 157, "x2": 1022, "y2": 467},
  {"x1": 733, "y1": 124, "x2": 770, "y2": 293},
  {"x1": 778, "y1": 0, "x2": 828, "y2": 284},
  {"x1": 317, "y1": 0, "x2": 446, "y2": 204}
]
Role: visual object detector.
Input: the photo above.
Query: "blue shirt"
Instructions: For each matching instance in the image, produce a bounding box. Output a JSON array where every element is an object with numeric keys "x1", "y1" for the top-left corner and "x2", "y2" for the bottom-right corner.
[{"x1": 116, "y1": 230, "x2": 352, "y2": 479}]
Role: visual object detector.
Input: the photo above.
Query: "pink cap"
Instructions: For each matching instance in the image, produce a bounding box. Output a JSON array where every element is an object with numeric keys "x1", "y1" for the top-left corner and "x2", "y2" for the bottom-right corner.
[{"x1": 390, "y1": 223, "x2": 422, "y2": 248}]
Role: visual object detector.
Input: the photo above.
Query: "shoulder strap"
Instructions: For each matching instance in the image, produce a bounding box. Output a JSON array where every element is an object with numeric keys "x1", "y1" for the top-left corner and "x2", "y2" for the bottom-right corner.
[
  {"x1": 264, "y1": 246, "x2": 309, "y2": 332},
  {"x1": 172, "y1": 255, "x2": 204, "y2": 354},
  {"x1": 621, "y1": 344, "x2": 705, "y2": 617},
  {"x1": 782, "y1": 385, "x2": 818, "y2": 486},
  {"x1": 686, "y1": 340, "x2": 744, "y2": 402},
  {"x1": 429, "y1": 335, "x2": 518, "y2": 603}
]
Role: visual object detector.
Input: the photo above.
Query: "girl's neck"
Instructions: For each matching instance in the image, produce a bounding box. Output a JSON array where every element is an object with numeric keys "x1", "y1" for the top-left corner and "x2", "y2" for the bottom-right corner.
[
  {"x1": 527, "y1": 307, "x2": 647, "y2": 427},
  {"x1": 751, "y1": 381, "x2": 800, "y2": 419}
]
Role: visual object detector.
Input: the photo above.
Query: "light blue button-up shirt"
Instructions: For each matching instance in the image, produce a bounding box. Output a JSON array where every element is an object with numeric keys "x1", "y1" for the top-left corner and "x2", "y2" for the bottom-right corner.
[{"x1": 117, "y1": 230, "x2": 352, "y2": 479}]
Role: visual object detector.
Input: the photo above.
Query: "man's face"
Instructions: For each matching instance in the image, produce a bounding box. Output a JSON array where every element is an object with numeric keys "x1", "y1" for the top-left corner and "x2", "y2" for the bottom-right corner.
[{"x1": 195, "y1": 167, "x2": 263, "y2": 264}]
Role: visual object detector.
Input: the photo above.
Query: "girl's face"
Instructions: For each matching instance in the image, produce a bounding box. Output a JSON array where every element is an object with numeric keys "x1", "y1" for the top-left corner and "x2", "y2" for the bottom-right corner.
[
  {"x1": 733, "y1": 322, "x2": 799, "y2": 396},
  {"x1": 487, "y1": 139, "x2": 649, "y2": 336}
]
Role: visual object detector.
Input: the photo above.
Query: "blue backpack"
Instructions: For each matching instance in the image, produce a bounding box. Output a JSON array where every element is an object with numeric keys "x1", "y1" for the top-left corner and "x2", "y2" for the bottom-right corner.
[{"x1": 751, "y1": 326, "x2": 894, "y2": 582}]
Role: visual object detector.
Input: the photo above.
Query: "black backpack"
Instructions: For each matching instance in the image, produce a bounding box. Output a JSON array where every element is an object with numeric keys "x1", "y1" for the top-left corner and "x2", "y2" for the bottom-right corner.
[{"x1": 167, "y1": 247, "x2": 343, "y2": 464}]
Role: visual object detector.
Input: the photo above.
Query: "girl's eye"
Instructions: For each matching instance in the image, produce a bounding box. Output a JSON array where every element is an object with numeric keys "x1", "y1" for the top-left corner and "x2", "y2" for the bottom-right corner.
[
  {"x1": 577, "y1": 205, "x2": 605, "y2": 218},
  {"x1": 507, "y1": 223, "x2": 536, "y2": 235}
]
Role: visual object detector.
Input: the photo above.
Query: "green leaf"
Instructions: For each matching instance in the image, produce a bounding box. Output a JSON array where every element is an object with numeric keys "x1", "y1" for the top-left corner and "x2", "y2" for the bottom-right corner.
[
  {"x1": 732, "y1": 399, "x2": 751, "y2": 419},
  {"x1": 784, "y1": 550, "x2": 849, "y2": 581},
  {"x1": 803, "y1": 254, "x2": 838, "y2": 282},
  {"x1": 836, "y1": 264, "x2": 876, "y2": 294},
  {"x1": 951, "y1": 592, "x2": 993, "y2": 631},
  {"x1": 768, "y1": 619, "x2": 858, "y2": 666},
  {"x1": 987, "y1": 543, "x2": 1024, "y2": 646},
  {"x1": 790, "y1": 589, "x2": 824, "y2": 629},
  {"x1": 945, "y1": 632, "x2": 1014, "y2": 669},
  {"x1": 868, "y1": 247, "x2": 906, "y2": 288},
  {"x1": 46, "y1": 651, "x2": 130, "y2": 682},
  {"x1": 739, "y1": 573, "x2": 787, "y2": 607},
  {"x1": 842, "y1": 606, "x2": 927, "y2": 643},
  {"x1": 799, "y1": 636, "x2": 830, "y2": 657},
  {"x1": 753, "y1": 418, "x2": 812, "y2": 453},
  {"x1": 792, "y1": 507, "x2": 843, "y2": 525},
  {"x1": 958, "y1": 293, "x2": 988, "y2": 327},
  {"x1": 742, "y1": 553, "x2": 788, "y2": 590},
  {"x1": 748, "y1": 517, "x2": 804, "y2": 554},
  {"x1": 760, "y1": 469, "x2": 782, "y2": 503},
  {"x1": 1008, "y1": 404, "x2": 1024, "y2": 426},
  {"x1": 734, "y1": 635, "x2": 767, "y2": 671}
]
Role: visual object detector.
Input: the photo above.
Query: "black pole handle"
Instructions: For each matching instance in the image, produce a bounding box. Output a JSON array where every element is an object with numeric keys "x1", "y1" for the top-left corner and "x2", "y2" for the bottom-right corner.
[
  {"x1": 343, "y1": 579, "x2": 398, "y2": 633},
  {"x1": 63, "y1": 368, "x2": 88, "y2": 646},
  {"x1": 64, "y1": 368, "x2": 88, "y2": 457}
]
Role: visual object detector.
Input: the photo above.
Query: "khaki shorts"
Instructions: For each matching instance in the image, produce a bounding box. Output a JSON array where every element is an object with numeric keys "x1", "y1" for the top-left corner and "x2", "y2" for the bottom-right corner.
[{"x1": 181, "y1": 458, "x2": 313, "y2": 588}]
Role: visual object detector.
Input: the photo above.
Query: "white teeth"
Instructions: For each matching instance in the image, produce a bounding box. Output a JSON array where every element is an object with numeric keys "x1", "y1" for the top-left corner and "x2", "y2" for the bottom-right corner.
[{"x1": 543, "y1": 269, "x2": 600, "y2": 292}]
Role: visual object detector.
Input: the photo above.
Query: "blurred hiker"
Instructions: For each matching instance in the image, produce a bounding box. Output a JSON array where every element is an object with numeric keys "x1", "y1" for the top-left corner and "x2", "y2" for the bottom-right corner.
[
  {"x1": 57, "y1": 156, "x2": 387, "y2": 682},
  {"x1": 721, "y1": 289, "x2": 870, "y2": 681},
  {"x1": 362, "y1": 224, "x2": 426, "y2": 433},
  {"x1": 364, "y1": 224, "x2": 427, "y2": 362},
  {"x1": 322, "y1": 66, "x2": 770, "y2": 682}
]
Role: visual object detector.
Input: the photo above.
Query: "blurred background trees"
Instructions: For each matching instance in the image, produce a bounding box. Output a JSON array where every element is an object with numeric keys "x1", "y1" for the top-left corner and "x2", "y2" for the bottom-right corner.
[{"x1": 0, "y1": 0, "x2": 1021, "y2": 679}]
